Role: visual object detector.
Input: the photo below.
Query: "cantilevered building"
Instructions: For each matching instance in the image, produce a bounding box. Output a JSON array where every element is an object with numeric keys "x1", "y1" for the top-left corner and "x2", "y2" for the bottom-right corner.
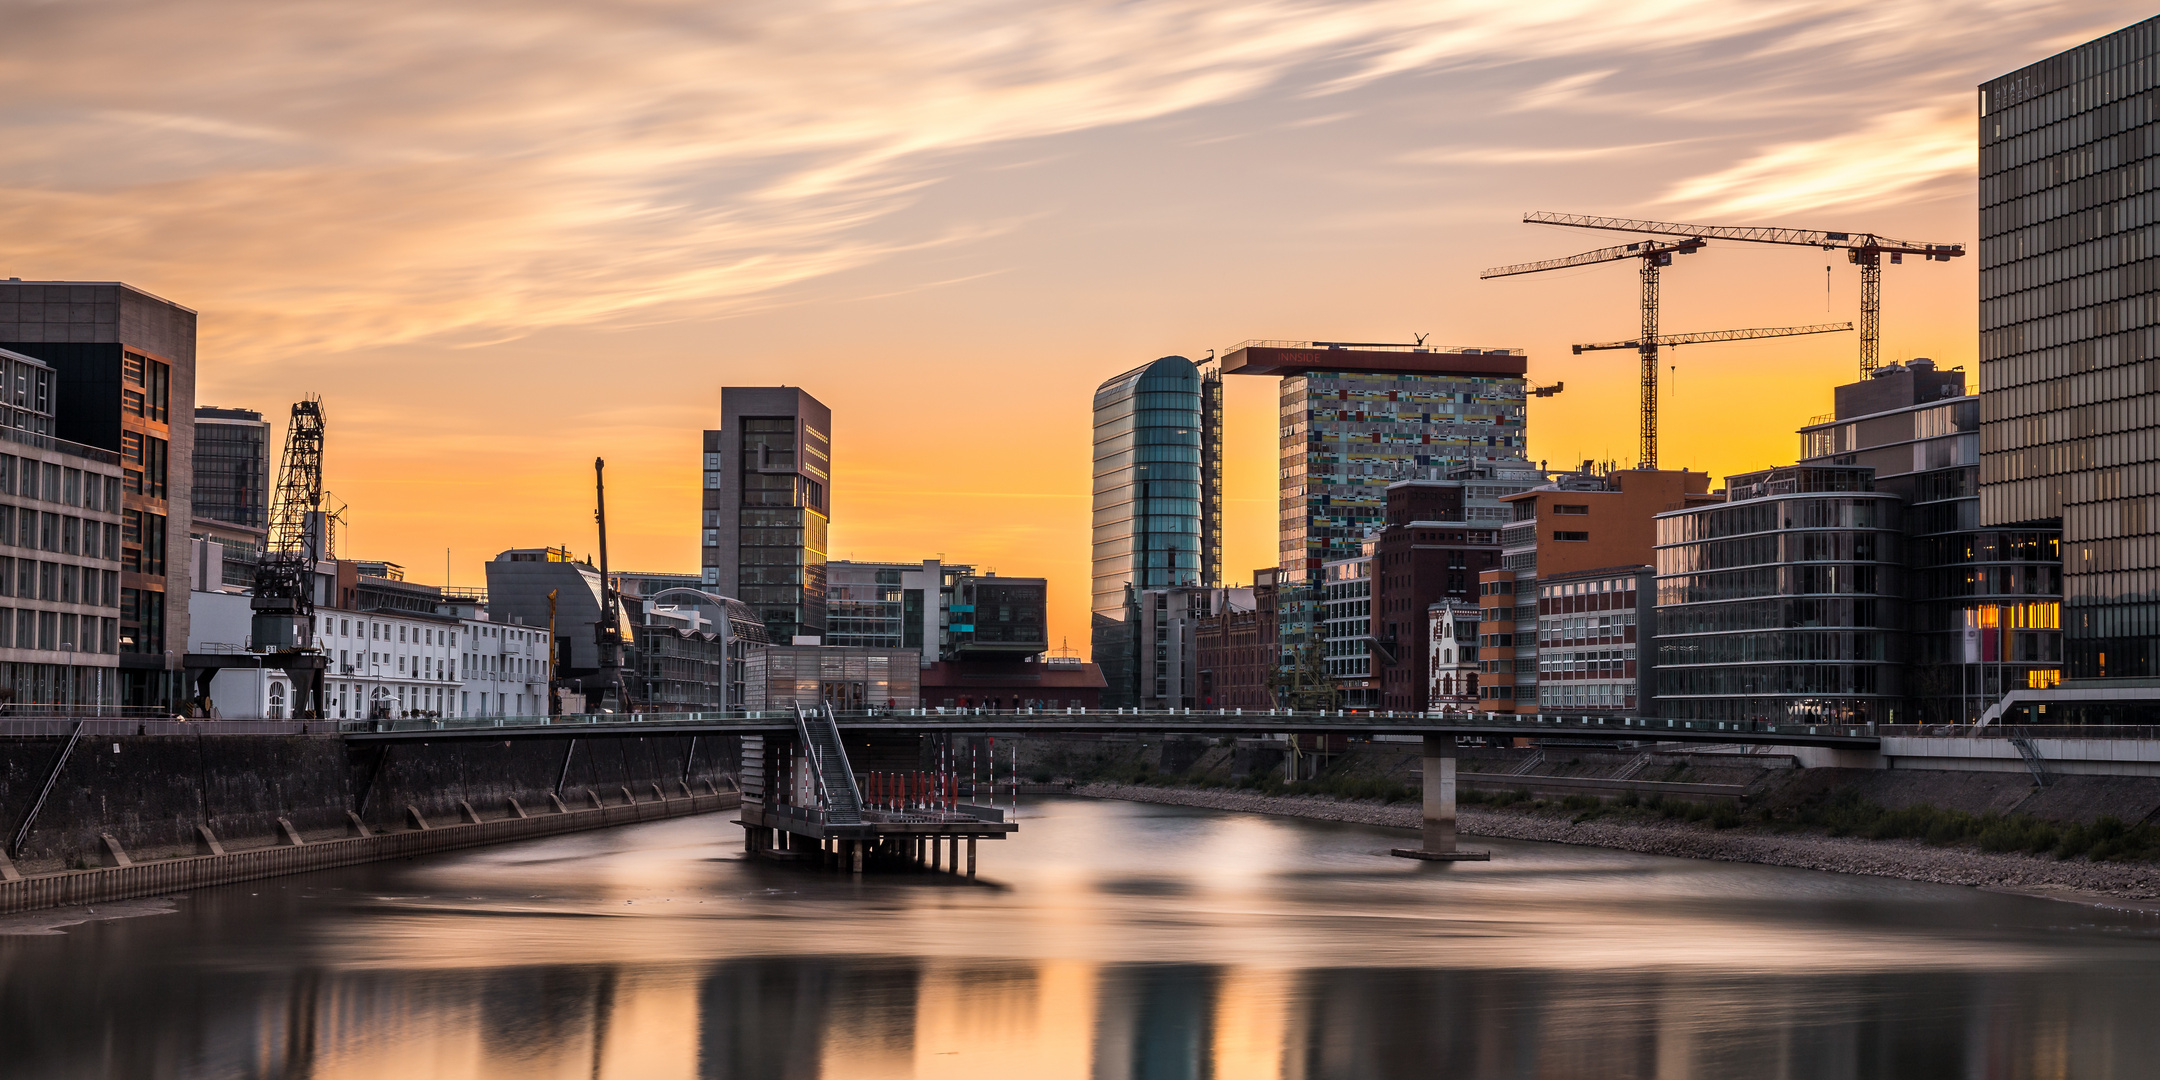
[
  {"x1": 1090, "y1": 355, "x2": 1220, "y2": 705},
  {"x1": 1980, "y1": 16, "x2": 2160, "y2": 692},
  {"x1": 1220, "y1": 339, "x2": 1531, "y2": 672}
]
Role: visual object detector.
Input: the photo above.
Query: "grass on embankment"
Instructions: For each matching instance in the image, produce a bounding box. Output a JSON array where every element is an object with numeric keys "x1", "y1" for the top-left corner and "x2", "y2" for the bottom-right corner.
[{"x1": 1467, "y1": 787, "x2": 2160, "y2": 863}]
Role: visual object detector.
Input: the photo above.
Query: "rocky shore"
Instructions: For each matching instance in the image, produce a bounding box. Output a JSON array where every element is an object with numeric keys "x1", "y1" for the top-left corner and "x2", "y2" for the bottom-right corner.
[{"x1": 1074, "y1": 782, "x2": 2160, "y2": 907}]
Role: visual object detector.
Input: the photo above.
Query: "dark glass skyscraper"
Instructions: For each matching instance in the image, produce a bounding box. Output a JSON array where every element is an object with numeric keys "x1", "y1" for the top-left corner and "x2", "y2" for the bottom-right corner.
[
  {"x1": 703, "y1": 388, "x2": 830, "y2": 645},
  {"x1": 191, "y1": 407, "x2": 269, "y2": 532},
  {"x1": 1979, "y1": 16, "x2": 2160, "y2": 685},
  {"x1": 1091, "y1": 356, "x2": 1216, "y2": 704}
]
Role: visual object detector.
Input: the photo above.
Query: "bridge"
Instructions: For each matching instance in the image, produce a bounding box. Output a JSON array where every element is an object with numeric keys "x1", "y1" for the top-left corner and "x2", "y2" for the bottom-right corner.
[{"x1": 320, "y1": 706, "x2": 1885, "y2": 870}]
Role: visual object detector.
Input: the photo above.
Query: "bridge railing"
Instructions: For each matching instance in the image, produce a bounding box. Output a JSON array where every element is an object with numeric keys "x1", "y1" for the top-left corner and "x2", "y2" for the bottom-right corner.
[{"x1": 327, "y1": 708, "x2": 1887, "y2": 742}]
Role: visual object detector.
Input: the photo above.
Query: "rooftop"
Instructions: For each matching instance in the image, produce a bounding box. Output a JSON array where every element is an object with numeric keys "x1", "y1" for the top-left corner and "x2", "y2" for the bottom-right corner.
[{"x1": 1221, "y1": 340, "x2": 1529, "y2": 378}]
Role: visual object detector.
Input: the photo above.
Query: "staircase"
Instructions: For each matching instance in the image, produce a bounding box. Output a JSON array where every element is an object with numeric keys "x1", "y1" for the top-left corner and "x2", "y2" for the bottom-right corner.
[
  {"x1": 1611, "y1": 751, "x2": 1654, "y2": 782},
  {"x1": 796, "y1": 705, "x2": 866, "y2": 824},
  {"x1": 2008, "y1": 736, "x2": 2051, "y2": 788},
  {"x1": 1509, "y1": 748, "x2": 1545, "y2": 776}
]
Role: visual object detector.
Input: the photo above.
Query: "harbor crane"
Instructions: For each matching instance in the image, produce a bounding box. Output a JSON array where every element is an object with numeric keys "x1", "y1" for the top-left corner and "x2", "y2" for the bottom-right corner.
[
  {"x1": 1524, "y1": 211, "x2": 1964, "y2": 376},
  {"x1": 1482, "y1": 237, "x2": 1706, "y2": 469}
]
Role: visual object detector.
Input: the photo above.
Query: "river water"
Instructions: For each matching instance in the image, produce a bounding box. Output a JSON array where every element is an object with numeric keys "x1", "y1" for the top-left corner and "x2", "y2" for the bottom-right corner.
[{"x1": 4, "y1": 796, "x2": 2159, "y2": 1079}]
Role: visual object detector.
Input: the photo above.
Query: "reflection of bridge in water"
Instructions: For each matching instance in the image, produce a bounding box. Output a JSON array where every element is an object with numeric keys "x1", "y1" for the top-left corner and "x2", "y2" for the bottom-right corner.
[{"x1": 344, "y1": 706, "x2": 1884, "y2": 872}]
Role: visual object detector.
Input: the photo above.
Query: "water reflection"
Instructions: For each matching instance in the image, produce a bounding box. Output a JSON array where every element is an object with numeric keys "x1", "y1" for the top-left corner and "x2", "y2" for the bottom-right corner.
[{"x1": 4, "y1": 798, "x2": 2160, "y2": 1078}]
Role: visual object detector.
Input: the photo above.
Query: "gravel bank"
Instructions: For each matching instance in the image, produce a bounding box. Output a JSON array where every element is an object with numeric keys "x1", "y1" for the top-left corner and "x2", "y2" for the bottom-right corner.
[{"x1": 1074, "y1": 782, "x2": 2160, "y2": 906}]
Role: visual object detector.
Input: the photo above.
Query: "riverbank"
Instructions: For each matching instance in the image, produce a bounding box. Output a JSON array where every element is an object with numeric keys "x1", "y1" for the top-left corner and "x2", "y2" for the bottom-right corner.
[{"x1": 1075, "y1": 782, "x2": 2160, "y2": 907}]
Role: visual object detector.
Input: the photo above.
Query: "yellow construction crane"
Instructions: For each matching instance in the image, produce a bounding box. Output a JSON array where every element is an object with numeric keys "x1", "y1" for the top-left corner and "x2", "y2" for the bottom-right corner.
[
  {"x1": 1572, "y1": 321, "x2": 1852, "y2": 354},
  {"x1": 1525, "y1": 211, "x2": 1963, "y2": 375}
]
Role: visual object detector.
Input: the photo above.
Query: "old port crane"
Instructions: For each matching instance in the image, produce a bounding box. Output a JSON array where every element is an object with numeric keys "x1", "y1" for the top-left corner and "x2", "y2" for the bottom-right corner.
[{"x1": 186, "y1": 398, "x2": 331, "y2": 717}]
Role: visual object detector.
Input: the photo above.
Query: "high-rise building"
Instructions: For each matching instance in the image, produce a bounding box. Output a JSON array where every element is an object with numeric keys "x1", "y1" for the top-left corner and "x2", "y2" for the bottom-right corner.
[
  {"x1": 702, "y1": 388, "x2": 830, "y2": 645},
  {"x1": 1090, "y1": 356, "x2": 1218, "y2": 704},
  {"x1": 1800, "y1": 360, "x2": 2063, "y2": 720},
  {"x1": 1219, "y1": 340, "x2": 1531, "y2": 679},
  {"x1": 1980, "y1": 17, "x2": 2160, "y2": 688},
  {"x1": 1, "y1": 281, "x2": 197, "y2": 708}
]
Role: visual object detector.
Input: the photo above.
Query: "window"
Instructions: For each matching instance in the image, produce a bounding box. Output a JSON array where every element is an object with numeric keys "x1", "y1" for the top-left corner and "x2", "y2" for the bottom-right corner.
[
  {"x1": 1554, "y1": 531, "x2": 1589, "y2": 542},
  {"x1": 1553, "y1": 504, "x2": 1589, "y2": 515}
]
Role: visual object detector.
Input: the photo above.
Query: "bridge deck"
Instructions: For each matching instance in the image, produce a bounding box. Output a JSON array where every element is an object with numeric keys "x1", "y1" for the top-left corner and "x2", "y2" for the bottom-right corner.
[{"x1": 336, "y1": 709, "x2": 1884, "y2": 749}]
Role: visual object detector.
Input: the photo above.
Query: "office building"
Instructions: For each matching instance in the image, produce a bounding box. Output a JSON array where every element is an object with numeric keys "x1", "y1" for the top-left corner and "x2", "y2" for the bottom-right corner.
[
  {"x1": 1091, "y1": 356, "x2": 1219, "y2": 702},
  {"x1": 1196, "y1": 567, "x2": 1281, "y2": 710},
  {"x1": 1320, "y1": 547, "x2": 1374, "y2": 705},
  {"x1": 1654, "y1": 466, "x2": 1904, "y2": 724},
  {"x1": 0, "y1": 346, "x2": 126, "y2": 706},
  {"x1": 1534, "y1": 566, "x2": 1653, "y2": 715},
  {"x1": 919, "y1": 655, "x2": 1107, "y2": 710},
  {"x1": 1799, "y1": 360, "x2": 2063, "y2": 720},
  {"x1": 483, "y1": 547, "x2": 607, "y2": 673},
  {"x1": 1, "y1": 281, "x2": 198, "y2": 707},
  {"x1": 703, "y1": 388, "x2": 830, "y2": 644},
  {"x1": 745, "y1": 644, "x2": 919, "y2": 711},
  {"x1": 1130, "y1": 585, "x2": 1250, "y2": 710},
  {"x1": 1481, "y1": 467, "x2": 1720, "y2": 712},
  {"x1": 1980, "y1": 18, "x2": 2160, "y2": 687},
  {"x1": 191, "y1": 407, "x2": 268, "y2": 536}
]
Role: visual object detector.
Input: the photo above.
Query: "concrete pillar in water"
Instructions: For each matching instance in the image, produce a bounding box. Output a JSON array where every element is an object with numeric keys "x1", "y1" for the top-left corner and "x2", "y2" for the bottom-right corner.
[
  {"x1": 1391, "y1": 735, "x2": 1489, "y2": 862},
  {"x1": 966, "y1": 837, "x2": 977, "y2": 878},
  {"x1": 851, "y1": 840, "x2": 864, "y2": 874}
]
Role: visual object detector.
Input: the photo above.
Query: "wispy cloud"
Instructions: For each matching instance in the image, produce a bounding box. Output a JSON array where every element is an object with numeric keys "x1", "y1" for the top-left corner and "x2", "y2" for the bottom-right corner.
[
  {"x1": 1659, "y1": 106, "x2": 1975, "y2": 217},
  {"x1": 0, "y1": 0, "x2": 2092, "y2": 362}
]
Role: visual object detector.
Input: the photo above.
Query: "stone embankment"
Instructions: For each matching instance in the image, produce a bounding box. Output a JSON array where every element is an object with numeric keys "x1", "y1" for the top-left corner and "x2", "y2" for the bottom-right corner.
[{"x1": 1075, "y1": 782, "x2": 2160, "y2": 905}]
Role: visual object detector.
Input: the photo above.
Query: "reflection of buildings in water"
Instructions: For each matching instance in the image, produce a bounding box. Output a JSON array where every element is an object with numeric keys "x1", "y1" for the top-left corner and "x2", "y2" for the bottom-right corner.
[{"x1": 1092, "y1": 965, "x2": 1218, "y2": 1080}]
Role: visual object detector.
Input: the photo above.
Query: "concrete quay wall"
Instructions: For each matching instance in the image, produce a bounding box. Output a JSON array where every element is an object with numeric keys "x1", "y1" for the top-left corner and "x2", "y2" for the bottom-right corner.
[
  {"x1": 0, "y1": 732, "x2": 739, "y2": 875},
  {"x1": 0, "y1": 790, "x2": 741, "y2": 916}
]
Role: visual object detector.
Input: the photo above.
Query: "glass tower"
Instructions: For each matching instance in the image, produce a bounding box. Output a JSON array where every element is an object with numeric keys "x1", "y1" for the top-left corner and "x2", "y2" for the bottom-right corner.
[
  {"x1": 1980, "y1": 16, "x2": 2160, "y2": 683},
  {"x1": 1091, "y1": 356, "x2": 1214, "y2": 705}
]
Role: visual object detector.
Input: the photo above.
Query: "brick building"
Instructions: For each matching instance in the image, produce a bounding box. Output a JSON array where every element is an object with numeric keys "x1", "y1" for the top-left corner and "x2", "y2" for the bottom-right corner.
[
  {"x1": 1370, "y1": 480, "x2": 1501, "y2": 711},
  {"x1": 1196, "y1": 567, "x2": 1280, "y2": 709}
]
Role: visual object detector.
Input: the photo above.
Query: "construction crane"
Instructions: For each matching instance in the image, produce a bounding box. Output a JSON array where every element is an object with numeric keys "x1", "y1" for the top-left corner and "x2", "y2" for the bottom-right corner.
[
  {"x1": 1571, "y1": 321, "x2": 1852, "y2": 354},
  {"x1": 1482, "y1": 237, "x2": 1706, "y2": 469},
  {"x1": 1524, "y1": 211, "x2": 1964, "y2": 375}
]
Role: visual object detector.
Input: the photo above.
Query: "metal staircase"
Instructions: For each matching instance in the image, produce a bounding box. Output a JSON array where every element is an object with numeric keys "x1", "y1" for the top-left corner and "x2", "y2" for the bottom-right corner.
[
  {"x1": 2008, "y1": 736, "x2": 2050, "y2": 788},
  {"x1": 796, "y1": 705, "x2": 865, "y2": 825},
  {"x1": 1611, "y1": 750, "x2": 1654, "y2": 781},
  {"x1": 1509, "y1": 747, "x2": 1545, "y2": 776}
]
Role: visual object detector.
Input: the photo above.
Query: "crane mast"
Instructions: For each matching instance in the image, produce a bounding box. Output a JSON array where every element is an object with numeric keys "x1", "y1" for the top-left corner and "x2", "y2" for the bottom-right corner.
[{"x1": 242, "y1": 397, "x2": 328, "y2": 718}]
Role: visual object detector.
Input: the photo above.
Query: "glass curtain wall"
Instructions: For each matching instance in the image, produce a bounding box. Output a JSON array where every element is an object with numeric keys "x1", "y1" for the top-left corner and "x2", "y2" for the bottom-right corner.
[
  {"x1": 1979, "y1": 17, "x2": 2160, "y2": 681},
  {"x1": 737, "y1": 418, "x2": 828, "y2": 644},
  {"x1": 1091, "y1": 356, "x2": 1203, "y2": 705}
]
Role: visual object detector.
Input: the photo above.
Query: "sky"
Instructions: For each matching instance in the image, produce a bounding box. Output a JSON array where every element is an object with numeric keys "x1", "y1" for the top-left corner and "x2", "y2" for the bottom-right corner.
[{"x1": 1, "y1": 0, "x2": 2148, "y2": 652}]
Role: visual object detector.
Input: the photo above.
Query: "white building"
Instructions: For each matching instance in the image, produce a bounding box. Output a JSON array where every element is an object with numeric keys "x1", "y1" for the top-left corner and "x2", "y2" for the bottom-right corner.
[
  {"x1": 187, "y1": 548, "x2": 553, "y2": 719},
  {"x1": 1426, "y1": 600, "x2": 1479, "y2": 711}
]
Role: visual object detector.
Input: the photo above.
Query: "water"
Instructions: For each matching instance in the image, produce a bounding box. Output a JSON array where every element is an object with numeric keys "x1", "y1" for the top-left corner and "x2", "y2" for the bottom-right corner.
[{"x1": 5, "y1": 796, "x2": 2160, "y2": 1079}]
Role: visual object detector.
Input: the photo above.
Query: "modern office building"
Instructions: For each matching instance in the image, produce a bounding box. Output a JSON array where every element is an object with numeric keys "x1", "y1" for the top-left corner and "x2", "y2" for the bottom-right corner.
[
  {"x1": 1090, "y1": 355, "x2": 1219, "y2": 703},
  {"x1": 745, "y1": 644, "x2": 920, "y2": 711},
  {"x1": 1130, "y1": 585, "x2": 1250, "y2": 710},
  {"x1": 0, "y1": 346, "x2": 126, "y2": 706},
  {"x1": 1654, "y1": 466, "x2": 1905, "y2": 724},
  {"x1": 703, "y1": 388, "x2": 830, "y2": 644},
  {"x1": 0, "y1": 281, "x2": 197, "y2": 708},
  {"x1": 1320, "y1": 547, "x2": 1374, "y2": 705},
  {"x1": 1481, "y1": 467, "x2": 1721, "y2": 712},
  {"x1": 1980, "y1": 18, "x2": 2160, "y2": 689},
  {"x1": 1799, "y1": 360, "x2": 2063, "y2": 720},
  {"x1": 1534, "y1": 565, "x2": 1654, "y2": 715},
  {"x1": 825, "y1": 559, "x2": 1050, "y2": 662},
  {"x1": 190, "y1": 407, "x2": 268, "y2": 535},
  {"x1": 483, "y1": 547, "x2": 607, "y2": 674}
]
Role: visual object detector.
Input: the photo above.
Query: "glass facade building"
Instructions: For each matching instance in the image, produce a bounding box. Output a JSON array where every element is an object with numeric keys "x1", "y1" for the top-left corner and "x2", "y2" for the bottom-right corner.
[
  {"x1": 1090, "y1": 356, "x2": 1216, "y2": 703},
  {"x1": 191, "y1": 406, "x2": 269, "y2": 531},
  {"x1": 702, "y1": 388, "x2": 830, "y2": 646},
  {"x1": 1800, "y1": 361, "x2": 2063, "y2": 719},
  {"x1": 1980, "y1": 16, "x2": 2160, "y2": 681},
  {"x1": 1655, "y1": 466, "x2": 1905, "y2": 724}
]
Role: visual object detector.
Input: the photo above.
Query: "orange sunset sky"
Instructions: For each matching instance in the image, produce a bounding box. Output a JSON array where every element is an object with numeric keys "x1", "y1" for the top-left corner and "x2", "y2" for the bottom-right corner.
[{"x1": 2, "y1": 0, "x2": 2147, "y2": 651}]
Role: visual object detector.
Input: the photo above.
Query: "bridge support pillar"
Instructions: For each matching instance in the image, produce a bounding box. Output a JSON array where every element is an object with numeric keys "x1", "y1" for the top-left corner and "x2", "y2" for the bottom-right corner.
[
  {"x1": 851, "y1": 840, "x2": 864, "y2": 875},
  {"x1": 966, "y1": 837, "x2": 976, "y2": 878},
  {"x1": 1392, "y1": 736, "x2": 1489, "y2": 862}
]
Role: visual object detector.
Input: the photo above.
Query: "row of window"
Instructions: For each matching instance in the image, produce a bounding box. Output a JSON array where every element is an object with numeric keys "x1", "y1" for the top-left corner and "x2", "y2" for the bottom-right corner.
[
  {"x1": 1981, "y1": 281, "x2": 2160, "y2": 361},
  {"x1": 0, "y1": 456, "x2": 120, "y2": 511},
  {"x1": 1538, "y1": 649, "x2": 1635, "y2": 676},
  {"x1": 1656, "y1": 664, "x2": 1897, "y2": 697},
  {"x1": 1981, "y1": 364, "x2": 2156, "y2": 434},
  {"x1": 0, "y1": 609, "x2": 117, "y2": 652},
  {"x1": 1539, "y1": 612, "x2": 1637, "y2": 645},
  {"x1": 0, "y1": 558, "x2": 117, "y2": 607},
  {"x1": 1981, "y1": 323, "x2": 2149, "y2": 397},
  {"x1": 1980, "y1": 161, "x2": 2159, "y2": 264},
  {"x1": 1657, "y1": 597, "x2": 1898, "y2": 635}
]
